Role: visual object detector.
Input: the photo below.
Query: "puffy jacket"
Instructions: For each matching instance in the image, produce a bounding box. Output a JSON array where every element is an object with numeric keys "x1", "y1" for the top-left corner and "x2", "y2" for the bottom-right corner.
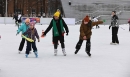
[
  {"x1": 80, "y1": 20, "x2": 103, "y2": 40},
  {"x1": 17, "y1": 22, "x2": 29, "y2": 34},
  {"x1": 111, "y1": 15, "x2": 119, "y2": 27}
]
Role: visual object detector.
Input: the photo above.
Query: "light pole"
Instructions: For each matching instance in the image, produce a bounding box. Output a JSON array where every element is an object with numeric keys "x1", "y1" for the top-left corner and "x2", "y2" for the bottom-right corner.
[{"x1": 4, "y1": 0, "x2": 7, "y2": 24}]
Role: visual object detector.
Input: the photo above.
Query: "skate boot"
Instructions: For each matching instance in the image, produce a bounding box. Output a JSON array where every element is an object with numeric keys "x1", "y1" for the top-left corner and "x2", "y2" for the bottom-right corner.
[
  {"x1": 110, "y1": 42, "x2": 116, "y2": 45},
  {"x1": 18, "y1": 50, "x2": 22, "y2": 54},
  {"x1": 34, "y1": 51, "x2": 38, "y2": 58},
  {"x1": 54, "y1": 49, "x2": 57, "y2": 56},
  {"x1": 87, "y1": 52, "x2": 91, "y2": 57},
  {"x1": 62, "y1": 48, "x2": 66, "y2": 56},
  {"x1": 25, "y1": 54, "x2": 28, "y2": 58},
  {"x1": 74, "y1": 49, "x2": 79, "y2": 54}
]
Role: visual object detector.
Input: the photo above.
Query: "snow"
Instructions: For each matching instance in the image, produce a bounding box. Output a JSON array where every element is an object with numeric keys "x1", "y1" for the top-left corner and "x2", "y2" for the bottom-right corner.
[{"x1": 0, "y1": 24, "x2": 130, "y2": 77}]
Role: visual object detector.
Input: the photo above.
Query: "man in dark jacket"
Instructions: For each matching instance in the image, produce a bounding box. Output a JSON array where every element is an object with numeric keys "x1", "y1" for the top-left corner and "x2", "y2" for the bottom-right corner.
[
  {"x1": 13, "y1": 14, "x2": 18, "y2": 25},
  {"x1": 43, "y1": 11, "x2": 69, "y2": 56},
  {"x1": 109, "y1": 11, "x2": 119, "y2": 45}
]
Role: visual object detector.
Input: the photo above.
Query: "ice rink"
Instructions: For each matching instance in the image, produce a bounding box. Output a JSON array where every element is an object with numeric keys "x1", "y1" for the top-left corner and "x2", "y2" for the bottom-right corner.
[{"x1": 0, "y1": 24, "x2": 130, "y2": 77}]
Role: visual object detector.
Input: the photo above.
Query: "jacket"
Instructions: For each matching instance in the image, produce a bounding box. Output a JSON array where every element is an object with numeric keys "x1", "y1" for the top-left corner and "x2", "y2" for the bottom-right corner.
[
  {"x1": 23, "y1": 28, "x2": 39, "y2": 41},
  {"x1": 80, "y1": 20, "x2": 103, "y2": 40},
  {"x1": 44, "y1": 18, "x2": 69, "y2": 37},
  {"x1": 111, "y1": 15, "x2": 119, "y2": 27},
  {"x1": 17, "y1": 23, "x2": 29, "y2": 34}
]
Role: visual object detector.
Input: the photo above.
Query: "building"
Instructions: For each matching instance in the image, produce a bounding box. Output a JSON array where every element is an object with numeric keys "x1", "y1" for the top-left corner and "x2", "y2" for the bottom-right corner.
[{"x1": 0, "y1": 0, "x2": 63, "y2": 17}]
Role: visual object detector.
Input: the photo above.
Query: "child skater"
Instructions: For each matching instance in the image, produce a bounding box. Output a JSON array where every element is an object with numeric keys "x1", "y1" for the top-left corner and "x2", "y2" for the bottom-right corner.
[{"x1": 23, "y1": 22, "x2": 40, "y2": 58}]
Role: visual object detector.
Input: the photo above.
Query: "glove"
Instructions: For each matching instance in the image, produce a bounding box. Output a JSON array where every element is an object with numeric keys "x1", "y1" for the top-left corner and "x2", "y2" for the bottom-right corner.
[
  {"x1": 103, "y1": 19, "x2": 106, "y2": 22},
  {"x1": 109, "y1": 26, "x2": 111, "y2": 29}
]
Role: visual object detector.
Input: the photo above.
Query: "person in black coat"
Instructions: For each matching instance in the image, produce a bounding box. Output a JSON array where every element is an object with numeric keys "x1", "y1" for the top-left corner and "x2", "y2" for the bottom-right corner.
[
  {"x1": 43, "y1": 12, "x2": 69, "y2": 56},
  {"x1": 13, "y1": 14, "x2": 18, "y2": 25},
  {"x1": 109, "y1": 11, "x2": 119, "y2": 45}
]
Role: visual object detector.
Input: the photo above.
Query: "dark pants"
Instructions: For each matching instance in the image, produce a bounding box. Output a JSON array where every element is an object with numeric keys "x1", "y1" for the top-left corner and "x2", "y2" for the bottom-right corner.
[
  {"x1": 96, "y1": 25, "x2": 100, "y2": 28},
  {"x1": 75, "y1": 38, "x2": 91, "y2": 53},
  {"x1": 26, "y1": 41, "x2": 37, "y2": 54},
  {"x1": 53, "y1": 36, "x2": 65, "y2": 49},
  {"x1": 19, "y1": 38, "x2": 25, "y2": 51},
  {"x1": 112, "y1": 27, "x2": 119, "y2": 43}
]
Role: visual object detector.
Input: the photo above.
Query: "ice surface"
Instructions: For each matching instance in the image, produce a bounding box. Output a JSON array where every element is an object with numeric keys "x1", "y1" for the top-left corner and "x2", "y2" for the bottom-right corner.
[{"x1": 0, "y1": 24, "x2": 130, "y2": 77}]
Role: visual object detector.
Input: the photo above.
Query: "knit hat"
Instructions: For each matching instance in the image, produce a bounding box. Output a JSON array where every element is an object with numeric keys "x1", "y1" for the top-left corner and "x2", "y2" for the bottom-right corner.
[
  {"x1": 54, "y1": 11, "x2": 60, "y2": 17},
  {"x1": 25, "y1": 18, "x2": 30, "y2": 23},
  {"x1": 29, "y1": 22, "x2": 35, "y2": 26},
  {"x1": 112, "y1": 11, "x2": 116, "y2": 14},
  {"x1": 84, "y1": 16, "x2": 90, "y2": 22}
]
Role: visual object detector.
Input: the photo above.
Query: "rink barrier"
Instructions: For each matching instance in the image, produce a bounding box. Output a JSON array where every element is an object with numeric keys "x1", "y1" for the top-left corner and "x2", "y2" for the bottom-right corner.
[{"x1": 0, "y1": 17, "x2": 76, "y2": 25}]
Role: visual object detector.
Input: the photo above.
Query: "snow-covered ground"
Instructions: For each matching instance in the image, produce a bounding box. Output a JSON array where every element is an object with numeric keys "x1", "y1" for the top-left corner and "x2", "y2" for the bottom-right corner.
[{"x1": 0, "y1": 24, "x2": 130, "y2": 77}]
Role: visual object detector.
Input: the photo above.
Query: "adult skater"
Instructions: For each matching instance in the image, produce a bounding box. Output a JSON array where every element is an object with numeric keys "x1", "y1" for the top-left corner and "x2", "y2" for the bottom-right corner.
[
  {"x1": 17, "y1": 14, "x2": 22, "y2": 28},
  {"x1": 42, "y1": 11, "x2": 69, "y2": 56},
  {"x1": 13, "y1": 14, "x2": 18, "y2": 25},
  {"x1": 52, "y1": 9, "x2": 61, "y2": 44},
  {"x1": 75, "y1": 15, "x2": 103, "y2": 56},
  {"x1": 23, "y1": 22, "x2": 40, "y2": 58},
  {"x1": 109, "y1": 11, "x2": 119, "y2": 45},
  {"x1": 16, "y1": 18, "x2": 30, "y2": 53}
]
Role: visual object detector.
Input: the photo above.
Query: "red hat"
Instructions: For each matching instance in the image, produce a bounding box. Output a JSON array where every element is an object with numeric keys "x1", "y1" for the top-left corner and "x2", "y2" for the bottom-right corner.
[{"x1": 84, "y1": 15, "x2": 90, "y2": 22}]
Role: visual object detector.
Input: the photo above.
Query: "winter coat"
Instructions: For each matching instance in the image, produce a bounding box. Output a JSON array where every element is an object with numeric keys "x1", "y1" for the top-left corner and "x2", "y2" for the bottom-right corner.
[
  {"x1": 17, "y1": 23, "x2": 29, "y2": 34},
  {"x1": 80, "y1": 20, "x2": 103, "y2": 40},
  {"x1": 23, "y1": 28, "x2": 39, "y2": 41},
  {"x1": 13, "y1": 15, "x2": 18, "y2": 21},
  {"x1": 111, "y1": 15, "x2": 119, "y2": 27},
  {"x1": 44, "y1": 18, "x2": 69, "y2": 37}
]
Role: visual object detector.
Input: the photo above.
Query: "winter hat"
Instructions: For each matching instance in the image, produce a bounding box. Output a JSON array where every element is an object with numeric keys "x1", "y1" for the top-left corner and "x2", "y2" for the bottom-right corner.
[
  {"x1": 112, "y1": 11, "x2": 116, "y2": 14},
  {"x1": 25, "y1": 18, "x2": 30, "y2": 23},
  {"x1": 84, "y1": 15, "x2": 90, "y2": 22},
  {"x1": 54, "y1": 11, "x2": 60, "y2": 17},
  {"x1": 29, "y1": 22, "x2": 35, "y2": 27}
]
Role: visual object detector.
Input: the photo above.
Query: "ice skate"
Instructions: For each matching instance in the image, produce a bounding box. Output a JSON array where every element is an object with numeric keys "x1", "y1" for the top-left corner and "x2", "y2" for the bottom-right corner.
[
  {"x1": 18, "y1": 50, "x2": 22, "y2": 54},
  {"x1": 110, "y1": 42, "x2": 116, "y2": 45},
  {"x1": 87, "y1": 52, "x2": 91, "y2": 57},
  {"x1": 54, "y1": 49, "x2": 57, "y2": 56},
  {"x1": 74, "y1": 49, "x2": 79, "y2": 54},
  {"x1": 34, "y1": 51, "x2": 38, "y2": 58},
  {"x1": 62, "y1": 48, "x2": 66, "y2": 56},
  {"x1": 25, "y1": 54, "x2": 28, "y2": 58}
]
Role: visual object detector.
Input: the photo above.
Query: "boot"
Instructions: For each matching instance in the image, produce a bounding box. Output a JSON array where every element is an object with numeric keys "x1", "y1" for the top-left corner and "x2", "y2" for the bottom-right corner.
[
  {"x1": 25, "y1": 54, "x2": 28, "y2": 58},
  {"x1": 62, "y1": 48, "x2": 66, "y2": 56},
  {"x1": 54, "y1": 49, "x2": 58, "y2": 56},
  {"x1": 74, "y1": 49, "x2": 79, "y2": 54},
  {"x1": 34, "y1": 51, "x2": 38, "y2": 58},
  {"x1": 87, "y1": 52, "x2": 91, "y2": 57}
]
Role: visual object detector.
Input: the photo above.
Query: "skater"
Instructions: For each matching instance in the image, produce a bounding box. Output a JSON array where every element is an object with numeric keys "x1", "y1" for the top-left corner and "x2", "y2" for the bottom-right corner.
[
  {"x1": 128, "y1": 18, "x2": 130, "y2": 31},
  {"x1": 109, "y1": 11, "x2": 119, "y2": 45},
  {"x1": 42, "y1": 11, "x2": 69, "y2": 56},
  {"x1": 52, "y1": 9, "x2": 62, "y2": 45},
  {"x1": 75, "y1": 15, "x2": 103, "y2": 56},
  {"x1": 23, "y1": 22, "x2": 40, "y2": 58},
  {"x1": 92, "y1": 16, "x2": 100, "y2": 29},
  {"x1": 17, "y1": 14, "x2": 22, "y2": 29},
  {"x1": 13, "y1": 13, "x2": 18, "y2": 26},
  {"x1": 16, "y1": 18, "x2": 30, "y2": 53}
]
